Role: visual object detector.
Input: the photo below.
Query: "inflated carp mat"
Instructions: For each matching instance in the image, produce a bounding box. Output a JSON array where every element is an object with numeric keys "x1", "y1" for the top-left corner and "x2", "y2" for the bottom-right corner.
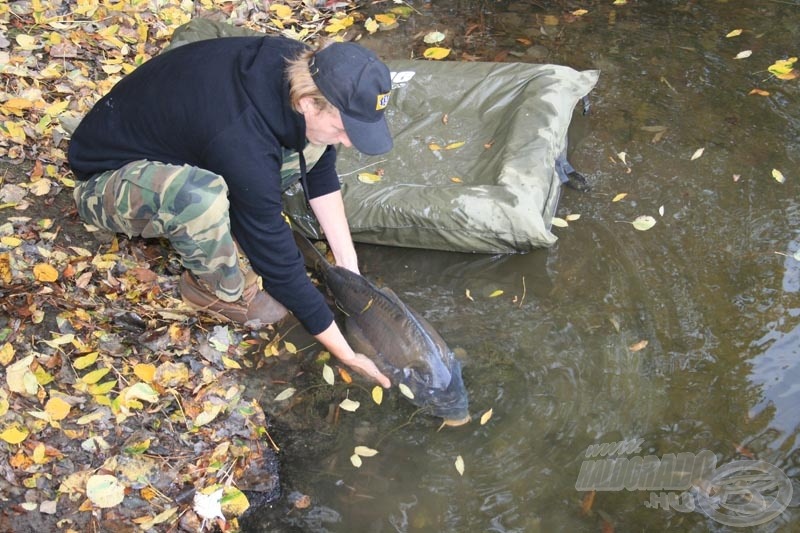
[{"x1": 169, "y1": 20, "x2": 600, "y2": 254}]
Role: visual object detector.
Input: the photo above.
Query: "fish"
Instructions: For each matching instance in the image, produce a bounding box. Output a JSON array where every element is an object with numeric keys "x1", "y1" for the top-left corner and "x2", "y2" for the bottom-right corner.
[{"x1": 294, "y1": 231, "x2": 470, "y2": 426}]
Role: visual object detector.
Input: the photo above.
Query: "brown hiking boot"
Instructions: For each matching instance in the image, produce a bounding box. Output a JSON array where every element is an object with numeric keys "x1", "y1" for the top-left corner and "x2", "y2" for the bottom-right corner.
[{"x1": 179, "y1": 271, "x2": 288, "y2": 326}]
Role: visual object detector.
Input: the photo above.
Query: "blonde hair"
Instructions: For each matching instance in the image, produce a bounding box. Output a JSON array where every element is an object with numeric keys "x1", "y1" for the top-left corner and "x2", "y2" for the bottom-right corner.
[{"x1": 286, "y1": 41, "x2": 335, "y2": 114}]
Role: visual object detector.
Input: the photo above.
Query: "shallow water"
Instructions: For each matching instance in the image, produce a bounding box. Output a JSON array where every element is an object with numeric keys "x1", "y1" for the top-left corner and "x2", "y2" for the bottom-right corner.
[{"x1": 243, "y1": 1, "x2": 799, "y2": 531}]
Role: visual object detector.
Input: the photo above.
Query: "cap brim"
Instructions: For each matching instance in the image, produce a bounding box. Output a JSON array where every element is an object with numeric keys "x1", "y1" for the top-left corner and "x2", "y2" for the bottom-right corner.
[{"x1": 341, "y1": 113, "x2": 393, "y2": 156}]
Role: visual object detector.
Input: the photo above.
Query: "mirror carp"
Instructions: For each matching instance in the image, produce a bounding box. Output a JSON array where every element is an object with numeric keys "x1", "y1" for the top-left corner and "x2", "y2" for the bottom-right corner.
[{"x1": 294, "y1": 232, "x2": 470, "y2": 426}]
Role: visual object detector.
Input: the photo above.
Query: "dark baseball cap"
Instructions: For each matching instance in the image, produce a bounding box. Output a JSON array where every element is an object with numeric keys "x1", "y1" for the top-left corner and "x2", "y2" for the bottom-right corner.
[{"x1": 309, "y1": 43, "x2": 393, "y2": 156}]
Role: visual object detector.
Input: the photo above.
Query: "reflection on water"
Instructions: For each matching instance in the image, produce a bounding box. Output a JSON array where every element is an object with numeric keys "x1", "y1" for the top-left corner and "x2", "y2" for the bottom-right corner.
[{"x1": 243, "y1": 1, "x2": 799, "y2": 531}]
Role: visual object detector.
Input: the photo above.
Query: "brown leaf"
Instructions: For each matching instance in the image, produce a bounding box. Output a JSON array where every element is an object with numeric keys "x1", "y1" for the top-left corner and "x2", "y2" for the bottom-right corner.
[
  {"x1": 580, "y1": 490, "x2": 596, "y2": 515},
  {"x1": 628, "y1": 340, "x2": 648, "y2": 352}
]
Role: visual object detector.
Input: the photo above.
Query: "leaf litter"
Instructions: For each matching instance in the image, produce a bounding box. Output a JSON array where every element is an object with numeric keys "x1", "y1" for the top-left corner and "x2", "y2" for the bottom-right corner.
[{"x1": 0, "y1": 0, "x2": 430, "y2": 530}]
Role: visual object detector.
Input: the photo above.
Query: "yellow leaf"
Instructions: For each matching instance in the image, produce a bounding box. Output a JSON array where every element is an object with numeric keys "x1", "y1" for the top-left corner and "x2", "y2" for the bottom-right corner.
[
  {"x1": 565, "y1": 214, "x2": 581, "y2": 221},
  {"x1": 193, "y1": 402, "x2": 223, "y2": 427},
  {"x1": 465, "y1": 289, "x2": 474, "y2": 301},
  {"x1": 32, "y1": 442, "x2": 47, "y2": 464},
  {"x1": 338, "y1": 367, "x2": 353, "y2": 383},
  {"x1": 612, "y1": 192, "x2": 628, "y2": 202},
  {"x1": 444, "y1": 141, "x2": 465, "y2": 150},
  {"x1": 220, "y1": 487, "x2": 250, "y2": 517},
  {"x1": 269, "y1": 3, "x2": 292, "y2": 19},
  {"x1": 726, "y1": 29, "x2": 743, "y2": 38},
  {"x1": 612, "y1": 0, "x2": 627, "y2": 4},
  {"x1": 768, "y1": 57, "x2": 797, "y2": 76},
  {"x1": 691, "y1": 147, "x2": 705, "y2": 160},
  {"x1": 572, "y1": 9, "x2": 588, "y2": 16},
  {"x1": 133, "y1": 363, "x2": 155, "y2": 382},
  {"x1": 73, "y1": 351, "x2": 98, "y2": 370},
  {"x1": 4, "y1": 121, "x2": 26, "y2": 144},
  {"x1": 82, "y1": 367, "x2": 111, "y2": 385},
  {"x1": 222, "y1": 355, "x2": 241, "y2": 369},
  {"x1": 480, "y1": 408, "x2": 493, "y2": 425},
  {"x1": 45, "y1": 397, "x2": 71, "y2": 421},
  {"x1": 424, "y1": 47, "x2": 451, "y2": 60},
  {"x1": 357, "y1": 172, "x2": 382, "y2": 184},
  {"x1": 0, "y1": 236, "x2": 22, "y2": 248},
  {"x1": 551, "y1": 217, "x2": 568, "y2": 227},
  {"x1": 450, "y1": 177, "x2": 463, "y2": 183},
  {"x1": 153, "y1": 361, "x2": 189, "y2": 387},
  {"x1": 0, "y1": 425, "x2": 29, "y2": 444},
  {"x1": 749, "y1": 88, "x2": 770, "y2": 96},
  {"x1": 489, "y1": 290, "x2": 504, "y2": 298},
  {"x1": 544, "y1": 15, "x2": 559, "y2": 26},
  {"x1": 33, "y1": 263, "x2": 59, "y2": 282},
  {"x1": 375, "y1": 13, "x2": 396, "y2": 25},
  {"x1": 7, "y1": 355, "x2": 38, "y2": 396},
  {"x1": 734, "y1": 50, "x2": 752, "y2": 60},
  {"x1": 284, "y1": 341, "x2": 297, "y2": 354},
  {"x1": 88, "y1": 380, "x2": 117, "y2": 395},
  {"x1": 371, "y1": 386, "x2": 383, "y2": 405},
  {"x1": 428, "y1": 142, "x2": 443, "y2": 151},
  {"x1": 365, "y1": 17, "x2": 379, "y2": 34},
  {"x1": 0, "y1": 342, "x2": 15, "y2": 366},
  {"x1": 772, "y1": 169, "x2": 786, "y2": 184}
]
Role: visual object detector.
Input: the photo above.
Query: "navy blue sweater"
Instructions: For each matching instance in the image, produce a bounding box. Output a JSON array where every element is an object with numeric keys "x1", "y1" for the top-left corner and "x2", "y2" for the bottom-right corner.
[{"x1": 68, "y1": 36, "x2": 337, "y2": 335}]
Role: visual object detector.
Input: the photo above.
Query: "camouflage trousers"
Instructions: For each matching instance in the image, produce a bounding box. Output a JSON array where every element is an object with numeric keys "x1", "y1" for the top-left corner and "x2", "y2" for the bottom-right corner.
[{"x1": 73, "y1": 144, "x2": 327, "y2": 302}]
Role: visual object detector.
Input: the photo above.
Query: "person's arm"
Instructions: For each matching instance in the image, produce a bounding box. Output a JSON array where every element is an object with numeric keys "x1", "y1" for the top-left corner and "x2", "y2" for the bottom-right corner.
[
  {"x1": 308, "y1": 190, "x2": 359, "y2": 274},
  {"x1": 315, "y1": 321, "x2": 390, "y2": 388}
]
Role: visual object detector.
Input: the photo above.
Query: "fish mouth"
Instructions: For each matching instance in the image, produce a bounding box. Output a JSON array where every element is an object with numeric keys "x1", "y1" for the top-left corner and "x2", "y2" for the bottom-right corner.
[{"x1": 427, "y1": 359, "x2": 470, "y2": 422}]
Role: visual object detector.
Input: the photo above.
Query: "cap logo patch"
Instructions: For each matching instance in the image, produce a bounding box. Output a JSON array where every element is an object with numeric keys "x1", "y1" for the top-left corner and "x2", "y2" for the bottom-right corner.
[{"x1": 376, "y1": 92, "x2": 390, "y2": 111}]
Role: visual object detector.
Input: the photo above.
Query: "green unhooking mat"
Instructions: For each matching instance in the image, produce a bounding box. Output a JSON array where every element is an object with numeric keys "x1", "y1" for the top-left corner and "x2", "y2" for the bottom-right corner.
[{"x1": 168, "y1": 20, "x2": 599, "y2": 254}]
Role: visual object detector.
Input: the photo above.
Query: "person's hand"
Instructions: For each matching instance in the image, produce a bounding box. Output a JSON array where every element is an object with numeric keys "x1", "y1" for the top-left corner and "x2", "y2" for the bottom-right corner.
[{"x1": 342, "y1": 352, "x2": 390, "y2": 388}]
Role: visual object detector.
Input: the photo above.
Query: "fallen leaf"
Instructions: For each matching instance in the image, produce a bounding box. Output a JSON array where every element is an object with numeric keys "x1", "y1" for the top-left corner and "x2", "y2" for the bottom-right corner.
[
  {"x1": 33, "y1": 263, "x2": 59, "y2": 282},
  {"x1": 339, "y1": 398, "x2": 360, "y2": 412},
  {"x1": 338, "y1": 367, "x2": 353, "y2": 384},
  {"x1": 691, "y1": 147, "x2": 704, "y2": 160},
  {"x1": 565, "y1": 214, "x2": 581, "y2": 222},
  {"x1": 748, "y1": 88, "x2": 770, "y2": 96},
  {"x1": 274, "y1": 387, "x2": 296, "y2": 401},
  {"x1": 658, "y1": 205, "x2": 665, "y2": 216},
  {"x1": 581, "y1": 490, "x2": 596, "y2": 515},
  {"x1": 455, "y1": 455, "x2": 465, "y2": 475},
  {"x1": 357, "y1": 172, "x2": 382, "y2": 184},
  {"x1": 86, "y1": 474, "x2": 126, "y2": 508},
  {"x1": 45, "y1": 397, "x2": 71, "y2": 421},
  {"x1": 0, "y1": 425, "x2": 30, "y2": 445},
  {"x1": 423, "y1": 31, "x2": 446, "y2": 44},
  {"x1": 617, "y1": 151, "x2": 628, "y2": 165},
  {"x1": 318, "y1": 363, "x2": 335, "y2": 386},
  {"x1": 465, "y1": 289, "x2": 474, "y2": 301},
  {"x1": 772, "y1": 169, "x2": 785, "y2": 183},
  {"x1": 444, "y1": 141, "x2": 465, "y2": 150},
  {"x1": 354, "y1": 446, "x2": 379, "y2": 457},
  {"x1": 631, "y1": 216, "x2": 657, "y2": 231},
  {"x1": 612, "y1": 193, "x2": 628, "y2": 202},
  {"x1": 725, "y1": 29, "x2": 743, "y2": 38},
  {"x1": 428, "y1": 142, "x2": 443, "y2": 151},
  {"x1": 371, "y1": 386, "x2": 383, "y2": 405},
  {"x1": 551, "y1": 217, "x2": 568, "y2": 228},
  {"x1": 350, "y1": 454, "x2": 362, "y2": 468},
  {"x1": 398, "y1": 383, "x2": 415, "y2": 399},
  {"x1": 480, "y1": 408, "x2": 493, "y2": 425},
  {"x1": 734, "y1": 50, "x2": 752, "y2": 59},
  {"x1": 221, "y1": 487, "x2": 249, "y2": 516},
  {"x1": 423, "y1": 47, "x2": 451, "y2": 60},
  {"x1": 628, "y1": 340, "x2": 649, "y2": 352},
  {"x1": 489, "y1": 290, "x2": 504, "y2": 298},
  {"x1": 193, "y1": 487, "x2": 224, "y2": 521}
]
